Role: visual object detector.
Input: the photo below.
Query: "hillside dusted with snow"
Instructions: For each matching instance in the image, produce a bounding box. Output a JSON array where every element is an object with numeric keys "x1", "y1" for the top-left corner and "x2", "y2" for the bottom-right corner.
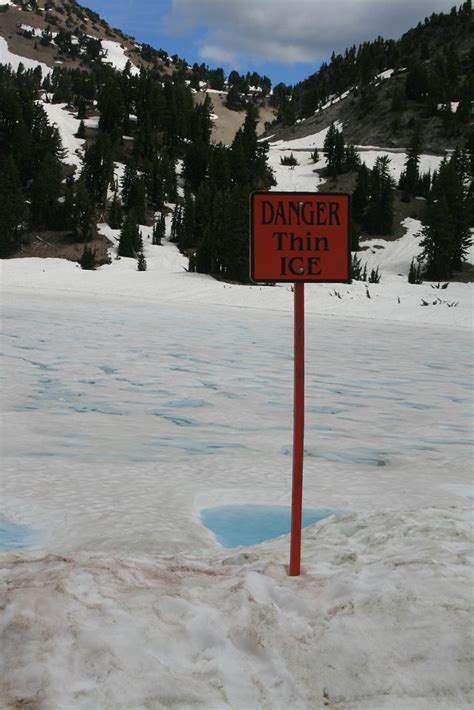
[{"x1": 1, "y1": 2, "x2": 474, "y2": 709}]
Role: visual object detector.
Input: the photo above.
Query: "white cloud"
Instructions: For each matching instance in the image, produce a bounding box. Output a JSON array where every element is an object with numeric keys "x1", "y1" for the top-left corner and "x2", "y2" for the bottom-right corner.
[{"x1": 166, "y1": 0, "x2": 459, "y2": 68}]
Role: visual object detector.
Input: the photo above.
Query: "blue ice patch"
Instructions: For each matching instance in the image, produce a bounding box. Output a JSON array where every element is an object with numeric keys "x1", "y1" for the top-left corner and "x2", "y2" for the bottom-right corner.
[
  {"x1": 201, "y1": 504, "x2": 339, "y2": 547},
  {"x1": 0, "y1": 518, "x2": 36, "y2": 550}
]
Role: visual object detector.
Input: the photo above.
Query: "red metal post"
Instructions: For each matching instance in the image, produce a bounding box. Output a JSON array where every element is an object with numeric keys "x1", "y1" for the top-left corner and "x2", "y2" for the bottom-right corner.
[{"x1": 289, "y1": 281, "x2": 305, "y2": 576}]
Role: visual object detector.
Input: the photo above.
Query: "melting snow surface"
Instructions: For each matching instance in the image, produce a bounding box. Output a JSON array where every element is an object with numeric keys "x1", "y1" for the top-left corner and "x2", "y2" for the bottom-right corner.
[{"x1": 0, "y1": 116, "x2": 473, "y2": 708}]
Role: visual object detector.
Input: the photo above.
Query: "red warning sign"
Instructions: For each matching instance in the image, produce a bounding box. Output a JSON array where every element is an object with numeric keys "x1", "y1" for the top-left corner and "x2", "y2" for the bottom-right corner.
[{"x1": 250, "y1": 192, "x2": 351, "y2": 283}]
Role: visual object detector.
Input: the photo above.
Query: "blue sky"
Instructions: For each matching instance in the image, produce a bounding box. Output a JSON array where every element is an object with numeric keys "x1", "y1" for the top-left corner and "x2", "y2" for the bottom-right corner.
[{"x1": 83, "y1": 0, "x2": 459, "y2": 87}]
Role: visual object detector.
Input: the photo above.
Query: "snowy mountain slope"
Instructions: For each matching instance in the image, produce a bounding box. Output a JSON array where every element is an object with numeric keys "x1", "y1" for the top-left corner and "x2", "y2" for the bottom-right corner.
[
  {"x1": 0, "y1": 0, "x2": 273, "y2": 146},
  {"x1": 0, "y1": 0, "x2": 144, "y2": 73},
  {"x1": 264, "y1": 6, "x2": 474, "y2": 156},
  {"x1": 0, "y1": 34, "x2": 51, "y2": 74}
]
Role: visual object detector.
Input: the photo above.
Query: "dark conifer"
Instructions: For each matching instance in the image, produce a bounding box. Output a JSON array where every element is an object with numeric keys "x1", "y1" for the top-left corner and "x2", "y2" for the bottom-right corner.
[
  {"x1": 80, "y1": 243, "x2": 95, "y2": 270},
  {"x1": 184, "y1": 141, "x2": 209, "y2": 192},
  {"x1": 408, "y1": 258, "x2": 422, "y2": 284},
  {"x1": 399, "y1": 125, "x2": 422, "y2": 200},
  {"x1": 137, "y1": 252, "x2": 147, "y2": 271},
  {"x1": 118, "y1": 213, "x2": 142, "y2": 257},
  {"x1": 108, "y1": 193, "x2": 123, "y2": 229},
  {"x1": 29, "y1": 153, "x2": 62, "y2": 229},
  {"x1": 0, "y1": 155, "x2": 26, "y2": 258},
  {"x1": 82, "y1": 132, "x2": 113, "y2": 205},
  {"x1": 76, "y1": 120, "x2": 86, "y2": 139},
  {"x1": 365, "y1": 156, "x2": 394, "y2": 235},
  {"x1": 73, "y1": 177, "x2": 94, "y2": 242},
  {"x1": 352, "y1": 164, "x2": 370, "y2": 224}
]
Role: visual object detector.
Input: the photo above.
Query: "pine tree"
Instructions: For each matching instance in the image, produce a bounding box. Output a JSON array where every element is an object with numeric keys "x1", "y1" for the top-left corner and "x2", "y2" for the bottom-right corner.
[
  {"x1": 170, "y1": 205, "x2": 182, "y2": 243},
  {"x1": 226, "y1": 85, "x2": 243, "y2": 111},
  {"x1": 324, "y1": 123, "x2": 345, "y2": 176},
  {"x1": 80, "y1": 243, "x2": 95, "y2": 270},
  {"x1": 419, "y1": 196, "x2": 456, "y2": 279},
  {"x1": 408, "y1": 258, "x2": 422, "y2": 284},
  {"x1": 61, "y1": 174, "x2": 75, "y2": 231},
  {"x1": 118, "y1": 213, "x2": 142, "y2": 257},
  {"x1": 98, "y1": 78, "x2": 125, "y2": 144},
  {"x1": 152, "y1": 213, "x2": 166, "y2": 245},
  {"x1": 121, "y1": 161, "x2": 147, "y2": 223},
  {"x1": 121, "y1": 162, "x2": 137, "y2": 208},
  {"x1": 399, "y1": 125, "x2": 422, "y2": 200},
  {"x1": 324, "y1": 122, "x2": 338, "y2": 174},
  {"x1": 108, "y1": 193, "x2": 123, "y2": 229},
  {"x1": 456, "y1": 75, "x2": 473, "y2": 123},
  {"x1": 343, "y1": 144, "x2": 360, "y2": 172},
  {"x1": 419, "y1": 154, "x2": 472, "y2": 278},
  {"x1": 77, "y1": 99, "x2": 87, "y2": 120},
  {"x1": 178, "y1": 189, "x2": 196, "y2": 252},
  {"x1": 73, "y1": 177, "x2": 94, "y2": 242},
  {"x1": 145, "y1": 157, "x2": 164, "y2": 211},
  {"x1": 365, "y1": 156, "x2": 394, "y2": 235},
  {"x1": 137, "y1": 252, "x2": 147, "y2": 271},
  {"x1": 0, "y1": 155, "x2": 26, "y2": 258},
  {"x1": 184, "y1": 140, "x2": 209, "y2": 192},
  {"x1": 76, "y1": 120, "x2": 86, "y2": 139},
  {"x1": 82, "y1": 132, "x2": 113, "y2": 205},
  {"x1": 162, "y1": 153, "x2": 178, "y2": 203},
  {"x1": 29, "y1": 153, "x2": 62, "y2": 229},
  {"x1": 352, "y1": 163, "x2": 370, "y2": 224}
]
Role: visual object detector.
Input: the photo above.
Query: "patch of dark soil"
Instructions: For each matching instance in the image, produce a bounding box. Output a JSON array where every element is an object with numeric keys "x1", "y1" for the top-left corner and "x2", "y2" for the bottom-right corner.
[{"x1": 15, "y1": 229, "x2": 112, "y2": 265}]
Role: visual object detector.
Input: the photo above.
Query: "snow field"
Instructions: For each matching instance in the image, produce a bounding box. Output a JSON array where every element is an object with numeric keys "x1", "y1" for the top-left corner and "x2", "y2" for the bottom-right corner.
[
  {"x1": 1, "y1": 289, "x2": 472, "y2": 709},
  {"x1": 0, "y1": 93, "x2": 473, "y2": 709},
  {"x1": 101, "y1": 40, "x2": 140, "y2": 76},
  {"x1": 0, "y1": 35, "x2": 52, "y2": 75},
  {"x1": 1, "y1": 507, "x2": 472, "y2": 709},
  {"x1": 41, "y1": 102, "x2": 85, "y2": 170}
]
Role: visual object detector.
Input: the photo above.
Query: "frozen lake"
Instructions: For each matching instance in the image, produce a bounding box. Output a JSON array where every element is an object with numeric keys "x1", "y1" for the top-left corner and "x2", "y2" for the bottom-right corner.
[{"x1": 1, "y1": 291, "x2": 472, "y2": 555}]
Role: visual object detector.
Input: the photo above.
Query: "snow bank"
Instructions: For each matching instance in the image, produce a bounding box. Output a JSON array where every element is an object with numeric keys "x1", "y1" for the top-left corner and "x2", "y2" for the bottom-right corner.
[
  {"x1": 269, "y1": 131, "x2": 445, "y2": 183},
  {"x1": 0, "y1": 36, "x2": 51, "y2": 75},
  {"x1": 376, "y1": 69, "x2": 394, "y2": 81},
  {"x1": 2, "y1": 247, "x2": 472, "y2": 329},
  {"x1": 269, "y1": 122, "x2": 344, "y2": 151},
  {"x1": 41, "y1": 102, "x2": 84, "y2": 170},
  {"x1": 267, "y1": 150, "x2": 325, "y2": 193},
  {"x1": 101, "y1": 40, "x2": 140, "y2": 76},
  {"x1": 0, "y1": 508, "x2": 472, "y2": 709},
  {"x1": 358, "y1": 150, "x2": 444, "y2": 183}
]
